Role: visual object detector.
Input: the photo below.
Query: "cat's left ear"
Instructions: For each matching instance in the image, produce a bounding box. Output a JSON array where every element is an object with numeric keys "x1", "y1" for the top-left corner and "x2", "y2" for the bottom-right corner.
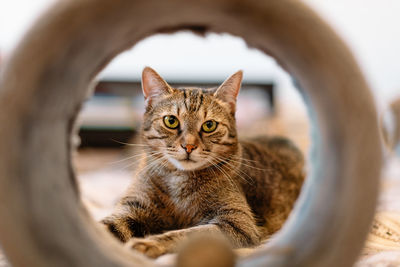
[
  {"x1": 214, "y1": 70, "x2": 243, "y2": 113},
  {"x1": 141, "y1": 67, "x2": 173, "y2": 104}
]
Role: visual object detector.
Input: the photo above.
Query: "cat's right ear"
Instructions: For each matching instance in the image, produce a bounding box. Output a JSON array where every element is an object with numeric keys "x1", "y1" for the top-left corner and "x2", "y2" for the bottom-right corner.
[
  {"x1": 214, "y1": 70, "x2": 243, "y2": 113},
  {"x1": 141, "y1": 67, "x2": 172, "y2": 104}
]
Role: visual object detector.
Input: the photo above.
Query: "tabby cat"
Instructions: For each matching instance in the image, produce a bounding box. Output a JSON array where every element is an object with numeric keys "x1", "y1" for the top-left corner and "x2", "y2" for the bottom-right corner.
[{"x1": 102, "y1": 67, "x2": 305, "y2": 258}]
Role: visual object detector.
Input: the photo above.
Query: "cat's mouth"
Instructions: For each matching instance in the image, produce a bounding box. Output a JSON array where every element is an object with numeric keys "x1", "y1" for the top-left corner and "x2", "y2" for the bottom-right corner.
[
  {"x1": 179, "y1": 158, "x2": 196, "y2": 163},
  {"x1": 178, "y1": 153, "x2": 197, "y2": 163},
  {"x1": 167, "y1": 155, "x2": 203, "y2": 171}
]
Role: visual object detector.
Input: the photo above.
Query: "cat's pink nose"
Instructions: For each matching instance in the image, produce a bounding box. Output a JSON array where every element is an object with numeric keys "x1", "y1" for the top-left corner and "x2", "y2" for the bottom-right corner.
[{"x1": 182, "y1": 144, "x2": 197, "y2": 153}]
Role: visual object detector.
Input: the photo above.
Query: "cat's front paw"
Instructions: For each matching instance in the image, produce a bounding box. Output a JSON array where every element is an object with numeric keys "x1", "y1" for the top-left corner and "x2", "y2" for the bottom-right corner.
[{"x1": 127, "y1": 238, "x2": 166, "y2": 258}]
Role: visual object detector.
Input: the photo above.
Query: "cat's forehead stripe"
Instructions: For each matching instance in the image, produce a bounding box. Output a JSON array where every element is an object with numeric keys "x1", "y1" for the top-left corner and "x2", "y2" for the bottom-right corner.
[
  {"x1": 181, "y1": 89, "x2": 203, "y2": 112},
  {"x1": 182, "y1": 90, "x2": 189, "y2": 110},
  {"x1": 198, "y1": 94, "x2": 204, "y2": 111}
]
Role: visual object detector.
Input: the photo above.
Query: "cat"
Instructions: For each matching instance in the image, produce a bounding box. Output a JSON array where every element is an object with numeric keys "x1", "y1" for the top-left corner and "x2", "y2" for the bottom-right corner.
[{"x1": 101, "y1": 67, "x2": 305, "y2": 258}]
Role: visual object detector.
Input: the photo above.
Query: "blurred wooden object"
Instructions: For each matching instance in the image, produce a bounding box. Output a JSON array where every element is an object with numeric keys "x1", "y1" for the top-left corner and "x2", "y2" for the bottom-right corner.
[
  {"x1": 0, "y1": 0, "x2": 382, "y2": 266},
  {"x1": 382, "y1": 98, "x2": 400, "y2": 154}
]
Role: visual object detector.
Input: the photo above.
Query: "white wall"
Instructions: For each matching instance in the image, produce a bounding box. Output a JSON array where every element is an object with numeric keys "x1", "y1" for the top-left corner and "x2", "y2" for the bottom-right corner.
[
  {"x1": 0, "y1": 0, "x2": 56, "y2": 51},
  {"x1": 1, "y1": 0, "x2": 399, "y2": 108}
]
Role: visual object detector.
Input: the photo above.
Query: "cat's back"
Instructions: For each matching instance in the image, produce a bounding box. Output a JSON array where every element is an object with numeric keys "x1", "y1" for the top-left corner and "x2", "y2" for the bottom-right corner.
[
  {"x1": 238, "y1": 136, "x2": 305, "y2": 235},
  {"x1": 239, "y1": 135, "x2": 304, "y2": 173}
]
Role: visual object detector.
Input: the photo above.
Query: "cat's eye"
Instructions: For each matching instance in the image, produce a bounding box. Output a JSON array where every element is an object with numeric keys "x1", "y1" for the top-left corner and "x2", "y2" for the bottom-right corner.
[
  {"x1": 202, "y1": 120, "x2": 218, "y2": 133},
  {"x1": 163, "y1": 115, "x2": 180, "y2": 129}
]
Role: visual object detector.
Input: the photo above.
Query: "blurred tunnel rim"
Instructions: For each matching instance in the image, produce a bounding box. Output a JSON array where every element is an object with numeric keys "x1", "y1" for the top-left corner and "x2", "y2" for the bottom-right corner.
[{"x1": 0, "y1": 0, "x2": 382, "y2": 266}]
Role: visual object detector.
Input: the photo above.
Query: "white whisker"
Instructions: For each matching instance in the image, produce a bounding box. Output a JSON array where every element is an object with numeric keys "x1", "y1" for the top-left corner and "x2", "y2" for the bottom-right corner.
[
  {"x1": 110, "y1": 139, "x2": 150, "y2": 147},
  {"x1": 207, "y1": 153, "x2": 254, "y2": 185}
]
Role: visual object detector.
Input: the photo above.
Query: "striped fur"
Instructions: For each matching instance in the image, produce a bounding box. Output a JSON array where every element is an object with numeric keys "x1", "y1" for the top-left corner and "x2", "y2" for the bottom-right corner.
[{"x1": 102, "y1": 68, "x2": 305, "y2": 258}]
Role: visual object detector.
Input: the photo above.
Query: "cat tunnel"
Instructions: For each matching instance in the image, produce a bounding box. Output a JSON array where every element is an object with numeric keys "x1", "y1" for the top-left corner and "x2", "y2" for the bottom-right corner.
[{"x1": 0, "y1": 0, "x2": 382, "y2": 266}]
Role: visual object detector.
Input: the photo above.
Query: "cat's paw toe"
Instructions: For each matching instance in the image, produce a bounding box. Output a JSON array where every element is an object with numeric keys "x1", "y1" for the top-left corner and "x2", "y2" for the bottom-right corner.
[{"x1": 127, "y1": 238, "x2": 166, "y2": 258}]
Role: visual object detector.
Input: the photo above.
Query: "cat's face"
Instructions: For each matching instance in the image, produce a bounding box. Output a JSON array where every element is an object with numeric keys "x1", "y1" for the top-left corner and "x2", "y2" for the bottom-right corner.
[{"x1": 141, "y1": 67, "x2": 242, "y2": 171}]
